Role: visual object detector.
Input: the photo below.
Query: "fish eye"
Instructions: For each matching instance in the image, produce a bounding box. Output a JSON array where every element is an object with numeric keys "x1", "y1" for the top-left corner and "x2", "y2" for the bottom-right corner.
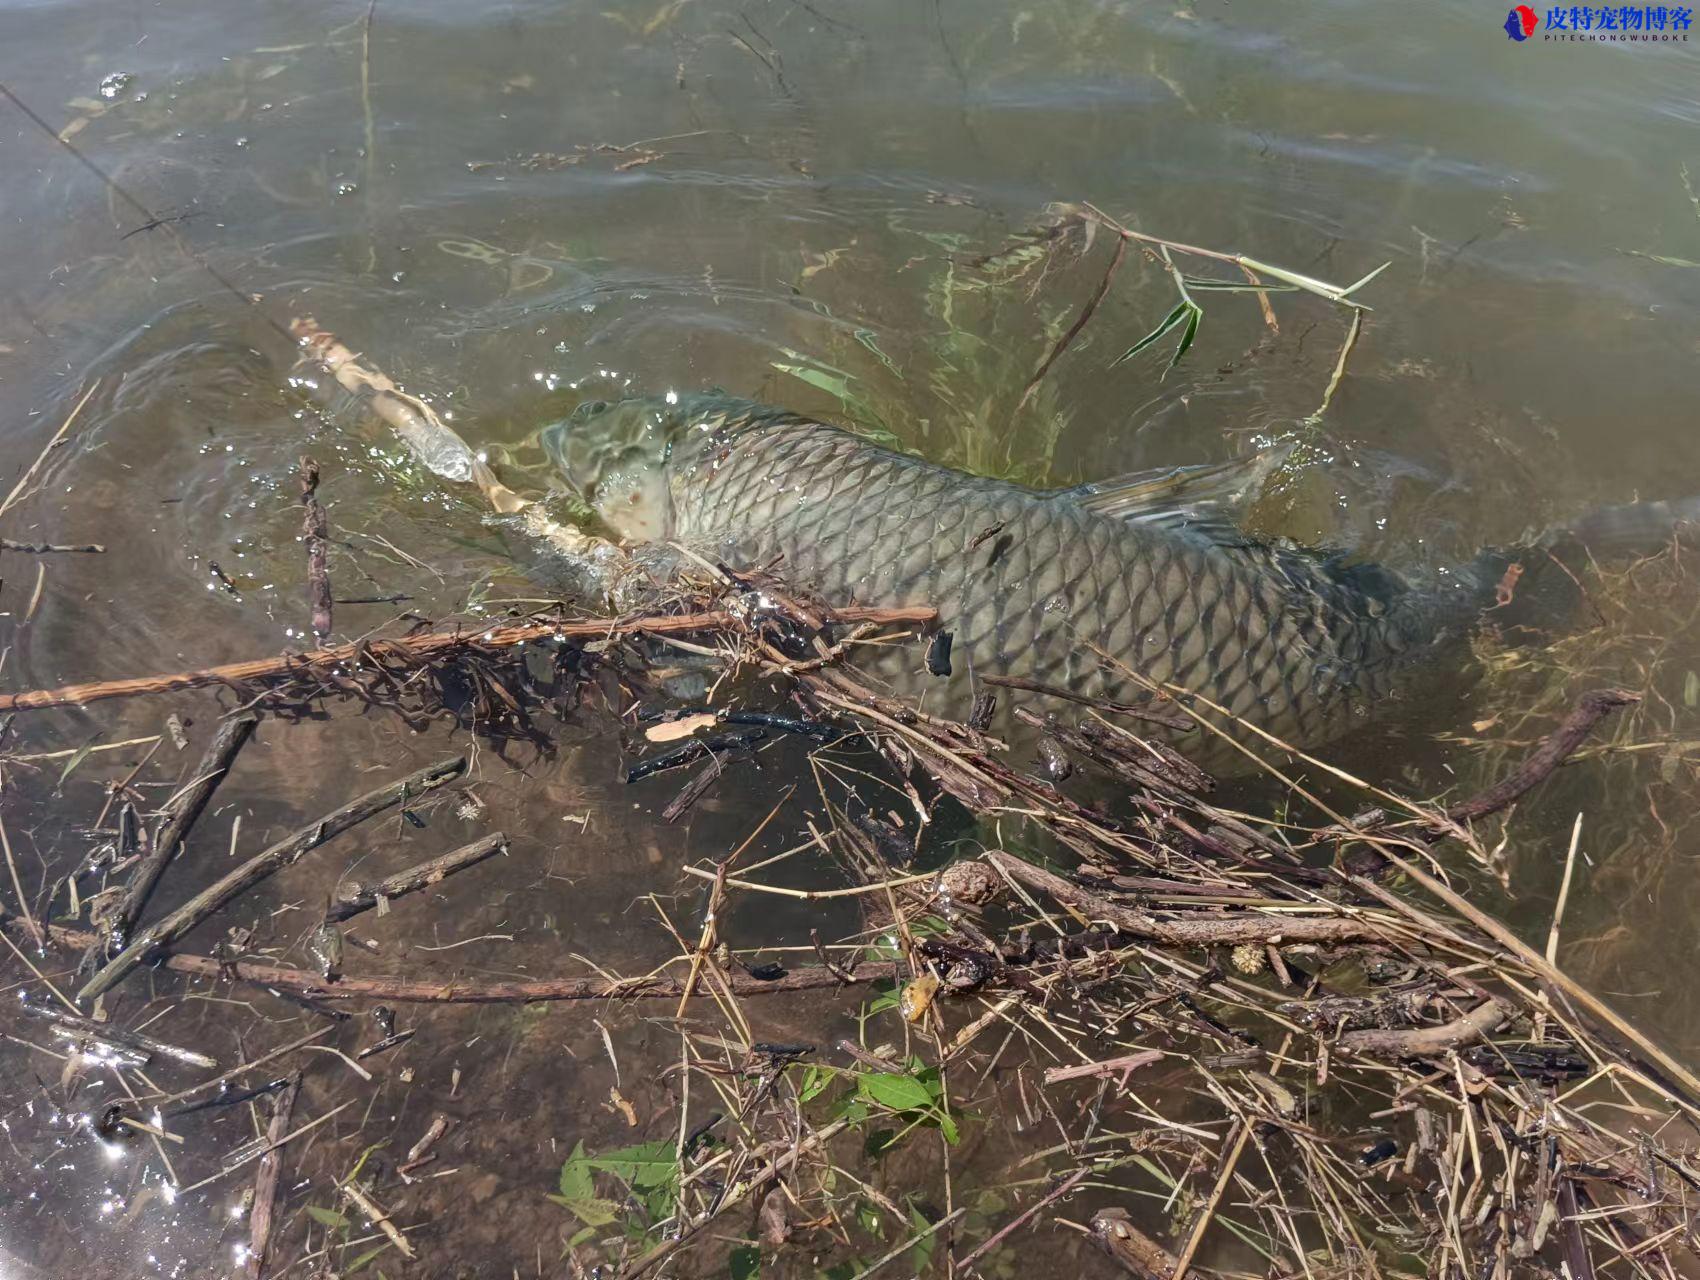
[{"x1": 586, "y1": 400, "x2": 608, "y2": 415}]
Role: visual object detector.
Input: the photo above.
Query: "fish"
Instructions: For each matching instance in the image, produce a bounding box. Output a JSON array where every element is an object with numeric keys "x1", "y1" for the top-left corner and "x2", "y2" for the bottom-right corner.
[{"x1": 541, "y1": 393, "x2": 1698, "y2": 754}]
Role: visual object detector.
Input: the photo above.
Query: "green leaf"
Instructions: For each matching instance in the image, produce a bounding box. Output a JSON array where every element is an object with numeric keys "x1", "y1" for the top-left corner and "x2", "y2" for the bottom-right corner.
[
  {"x1": 1111, "y1": 302, "x2": 1190, "y2": 367},
  {"x1": 305, "y1": 1205, "x2": 349, "y2": 1230},
  {"x1": 856, "y1": 1200, "x2": 884, "y2": 1237},
  {"x1": 859, "y1": 1072, "x2": 935, "y2": 1112},
  {"x1": 936, "y1": 1108, "x2": 960, "y2": 1145},
  {"x1": 1166, "y1": 303, "x2": 1203, "y2": 371},
  {"x1": 559, "y1": 1141, "x2": 595, "y2": 1202},
  {"x1": 1685, "y1": 670, "x2": 1699, "y2": 708},
  {"x1": 1179, "y1": 278, "x2": 1297, "y2": 292},
  {"x1": 546, "y1": 1194, "x2": 622, "y2": 1226},
  {"x1": 587, "y1": 1140, "x2": 677, "y2": 1190},
  {"x1": 56, "y1": 735, "x2": 100, "y2": 788},
  {"x1": 799, "y1": 1064, "x2": 835, "y2": 1103},
  {"x1": 566, "y1": 1225, "x2": 599, "y2": 1248},
  {"x1": 730, "y1": 1244, "x2": 763, "y2": 1280},
  {"x1": 1339, "y1": 261, "x2": 1391, "y2": 298},
  {"x1": 865, "y1": 986, "x2": 901, "y2": 1014},
  {"x1": 344, "y1": 1243, "x2": 392, "y2": 1274},
  {"x1": 908, "y1": 1205, "x2": 938, "y2": 1274}
]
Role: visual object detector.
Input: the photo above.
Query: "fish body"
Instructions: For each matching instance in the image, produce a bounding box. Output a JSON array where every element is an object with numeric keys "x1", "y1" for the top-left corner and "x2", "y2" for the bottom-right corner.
[{"x1": 540, "y1": 394, "x2": 1685, "y2": 752}]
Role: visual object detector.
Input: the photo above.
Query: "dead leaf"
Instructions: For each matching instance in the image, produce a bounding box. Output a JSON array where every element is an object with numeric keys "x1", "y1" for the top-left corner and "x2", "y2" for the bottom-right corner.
[
  {"x1": 645, "y1": 712, "x2": 718, "y2": 743},
  {"x1": 759, "y1": 1184, "x2": 792, "y2": 1248}
]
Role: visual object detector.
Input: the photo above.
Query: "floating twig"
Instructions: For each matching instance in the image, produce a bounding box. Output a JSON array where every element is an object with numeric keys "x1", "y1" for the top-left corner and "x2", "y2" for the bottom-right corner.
[
  {"x1": 957, "y1": 1168, "x2": 1089, "y2": 1272},
  {"x1": 1442, "y1": 688, "x2": 1638, "y2": 828},
  {"x1": 0, "y1": 539, "x2": 105, "y2": 554},
  {"x1": 77, "y1": 756, "x2": 467, "y2": 1002},
  {"x1": 244, "y1": 1072, "x2": 301, "y2": 1280},
  {"x1": 325, "y1": 833, "x2": 507, "y2": 923},
  {"x1": 22, "y1": 998, "x2": 217, "y2": 1069},
  {"x1": 1335, "y1": 999, "x2": 1507, "y2": 1058},
  {"x1": 103, "y1": 714, "x2": 257, "y2": 955},
  {"x1": 340, "y1": 1180, "x2": 416, "y2": 1261},
  {"x1": 0, "y1": 605, "x2": 934, "y2": 714}
]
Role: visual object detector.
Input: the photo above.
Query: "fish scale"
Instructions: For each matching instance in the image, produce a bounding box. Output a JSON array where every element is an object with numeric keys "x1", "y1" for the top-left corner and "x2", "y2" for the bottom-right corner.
[{"x1": 661, "y1": 407, "x2": 1479, "y2": 749}]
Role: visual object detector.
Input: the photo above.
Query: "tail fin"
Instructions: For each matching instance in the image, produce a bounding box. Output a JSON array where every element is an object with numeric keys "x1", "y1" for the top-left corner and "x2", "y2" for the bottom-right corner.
[
  {"x1": 1545, "y1": 495, "x2": 1700, "y2": 559},
  {"x1": 1471, "y1": 493, "x2": 1700, "y2": 640}
]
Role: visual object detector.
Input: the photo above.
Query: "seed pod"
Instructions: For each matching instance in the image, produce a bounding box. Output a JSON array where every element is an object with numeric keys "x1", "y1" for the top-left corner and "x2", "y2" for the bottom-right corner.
[{"x1": 1230, "y1": 942, "x2": 1268, "y2": 975}]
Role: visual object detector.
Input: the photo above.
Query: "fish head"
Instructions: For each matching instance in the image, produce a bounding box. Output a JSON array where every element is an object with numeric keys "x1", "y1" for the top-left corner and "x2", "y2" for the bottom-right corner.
[
  {"x1": 541, "y1": 393, "x2": 769, "y2": 542},
  {"x1": 540, "y1": 396, "x2": 687, "y2": 541}
]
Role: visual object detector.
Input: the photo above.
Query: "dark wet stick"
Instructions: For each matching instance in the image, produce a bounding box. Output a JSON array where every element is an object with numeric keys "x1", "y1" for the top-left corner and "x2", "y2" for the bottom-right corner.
[
  {"x1": 245, "y1": 1072, "x2": 301, "y2": 1280},
  {"x1": 1443, "y1": 687, "x2": 1638, "y2": 826},
  {"x1": 983, "y1": 673, "x2": 1194, "y2": 731},
  {"x1": 626, "y1": 730, "x2": 765, "y2": 783},
  {"x1": 22, "y1": 998, "x2": 217, "y2": 1068},
  {"x1": 325, "y1": 833, "x2": 507, "y2": 923},
  {"x1": 662, "y1": 756, "x2": 723, "y2": 823},
  {"x1": 299, "y1": 456, "x2": 333, "y2": 642},
  {"x1": 77, "y1": 756, "x2": 467, "y2": 1002},
  {"x1": 104, "y1": 713, "x2": 257, "y2": 956}
]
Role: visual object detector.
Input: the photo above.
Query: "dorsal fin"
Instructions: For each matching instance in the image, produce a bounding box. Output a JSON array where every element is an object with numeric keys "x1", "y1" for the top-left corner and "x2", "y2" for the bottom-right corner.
[{"x1": 1067, "y1": 443, "x2": 1295, "y2": 543}]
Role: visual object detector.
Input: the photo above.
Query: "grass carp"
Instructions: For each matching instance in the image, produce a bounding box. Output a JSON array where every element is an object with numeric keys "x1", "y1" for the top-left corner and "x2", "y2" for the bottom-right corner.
[{"x1": 541, "y1": 393, "x2": 1695, "y2": 754}]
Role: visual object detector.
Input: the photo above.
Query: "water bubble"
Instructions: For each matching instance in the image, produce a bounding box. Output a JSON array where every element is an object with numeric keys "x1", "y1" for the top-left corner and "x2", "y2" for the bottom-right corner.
[
  {"x1": 98, "y1": 72, "x2": 135, "y2": 101},
  {"x1": 335, "y1": 181, "x2": 358, "y2": 197},
  {"x1": 234, "y1": 137, "x2": 249, "y2": 149}
]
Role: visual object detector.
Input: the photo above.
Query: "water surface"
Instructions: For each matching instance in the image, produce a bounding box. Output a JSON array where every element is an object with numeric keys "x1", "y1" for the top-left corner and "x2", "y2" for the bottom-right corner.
[{"x1": 3, "y1": 1, "x2": 1700, "y2": 1274}]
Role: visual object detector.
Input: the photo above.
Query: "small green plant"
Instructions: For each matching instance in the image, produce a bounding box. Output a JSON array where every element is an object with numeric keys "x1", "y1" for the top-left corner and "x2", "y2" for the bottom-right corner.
[{"x1": 549, "y1": 1138, "x2": 680, "y2": 1248}]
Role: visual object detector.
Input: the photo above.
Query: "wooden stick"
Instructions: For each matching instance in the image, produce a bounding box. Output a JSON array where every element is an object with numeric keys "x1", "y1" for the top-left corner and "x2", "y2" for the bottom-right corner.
[
  {"x1": 957, "y1": 1168, "x2": 1089, "y2": 1272},
  {"x1": 0, "y1": 380, "x2": 100, "y2": 519},
  {"x1": 107, "y1": 714, "x2": 257, "y2": 952},
  {"x1": 77, "y1": 756, "x2": 466, "y2": 1002},
  {"x1": 1336, "y1": 999, "x2": 1506, "y2": 1058},
  {"x1": 1170, "y1": 1118, "x2": 1249, "y2": 1280},
  {"x1": 850, "y1": 1206, "x2": 966, "y2": 1280},
  {"x1": 986, "y1": 851, "x2": 1402, "y2": 947},
  {"x1": 1042, "y1": 1050, "x2": 1163, "y2": 1085},
  {"x1": 245, "y1": 1072, "x2": 301, "y2": 1279},
  {"x1": 1362, "y1": 848, "x2": 1700, "y2": 1105},
  {"x1": 1443, "y1": 688, "x2": 1637, "y2": 826},
  {"x1": 0, "y1": 539, "x2": 104, "y2": 554},
  {"x1": 325, "y1": 833, "x2": 507, "y2": 922},
  {"x1": 23, "y1": 1000, "x2": 217, "y2": 1069},
  {"x1": 0, "y1": 606, "x2": 936, "y2": 714},
  {"x1": 14, "y1": 911, "x2": 898, "y2": 1003},
  {"x1": 340, "y1": 1179, "x2": 416, "y2": 1261}
]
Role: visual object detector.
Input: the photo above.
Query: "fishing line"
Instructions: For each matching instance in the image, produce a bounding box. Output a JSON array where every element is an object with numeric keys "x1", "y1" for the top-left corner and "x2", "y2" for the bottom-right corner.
[{"x1": 0, "y1": 79, "x2": 300, "y2": 349}]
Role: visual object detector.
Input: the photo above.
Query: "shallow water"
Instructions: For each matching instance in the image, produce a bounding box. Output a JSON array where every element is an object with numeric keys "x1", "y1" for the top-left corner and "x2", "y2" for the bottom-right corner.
[{"x1": 3, "y1": 0, "x2": 1700, "y2": 1275}]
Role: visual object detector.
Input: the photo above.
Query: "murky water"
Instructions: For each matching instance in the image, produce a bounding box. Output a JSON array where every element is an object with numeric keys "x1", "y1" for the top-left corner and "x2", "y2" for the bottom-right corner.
[{"x1": 3, "y1": 0, "x2": 1700, "y2": 1275}]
